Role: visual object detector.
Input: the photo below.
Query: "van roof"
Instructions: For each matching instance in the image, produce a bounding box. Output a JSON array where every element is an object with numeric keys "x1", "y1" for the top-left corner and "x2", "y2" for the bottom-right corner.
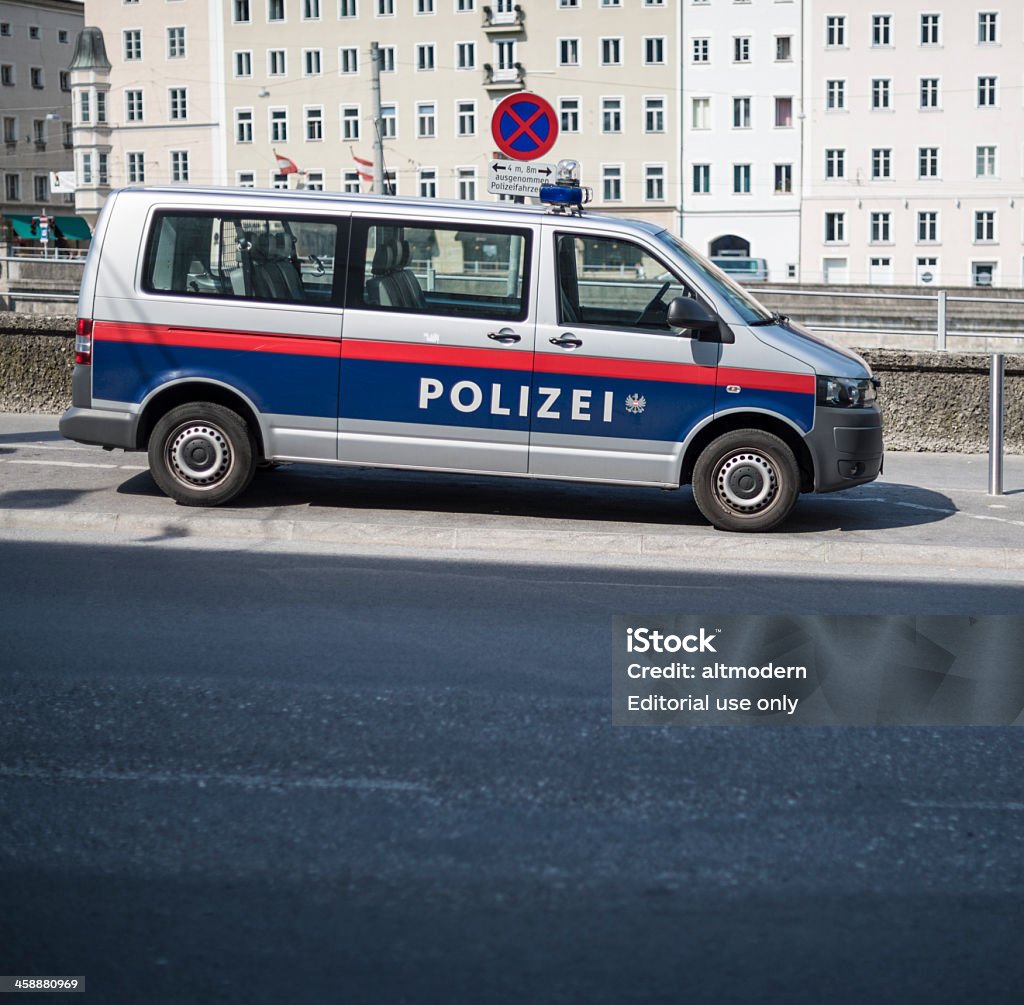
[{"x1": 112, "y1": 185, "x2": 667, "y2": 238}]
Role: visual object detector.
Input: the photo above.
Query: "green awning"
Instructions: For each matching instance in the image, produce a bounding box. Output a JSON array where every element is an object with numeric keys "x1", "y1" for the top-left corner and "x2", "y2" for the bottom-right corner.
[
  {"x1": 53, "y1": 215, "x2": 91, "y2": 241},
  {"x1": 4, "y1": 214, "x2": 37, "y2": 239}
]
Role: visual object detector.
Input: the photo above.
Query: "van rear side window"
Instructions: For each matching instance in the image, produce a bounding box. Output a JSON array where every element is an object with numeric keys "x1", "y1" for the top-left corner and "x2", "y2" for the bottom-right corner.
[
  {"x1": 350, "y1": 218, "x2": 530, "y2": 321},
  {"x1": 144, "y1": 211, "x2": 343, "y2": 305}
]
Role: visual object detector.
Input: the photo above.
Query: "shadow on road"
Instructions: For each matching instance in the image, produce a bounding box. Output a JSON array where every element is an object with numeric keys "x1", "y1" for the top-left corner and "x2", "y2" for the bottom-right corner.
[{"x1": 0, "y1": 429, "x2": 66, "y2": 445}]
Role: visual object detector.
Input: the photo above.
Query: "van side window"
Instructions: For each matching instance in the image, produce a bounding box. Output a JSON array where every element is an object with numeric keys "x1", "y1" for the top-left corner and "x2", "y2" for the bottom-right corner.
[
  {"x1": 144, "y1": 212, "x2": 342, "y2": 305},
  {"x1": 557, "y1": 233, "x2": 695, "y2": 331},
  {"x1": 350, "y1": 219, "x2": 531, "y2": 321}
]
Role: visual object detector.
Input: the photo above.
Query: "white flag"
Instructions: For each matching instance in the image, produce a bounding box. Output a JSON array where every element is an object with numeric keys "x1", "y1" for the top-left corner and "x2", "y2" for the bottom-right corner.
[{"x1": 49, "y1": 170, "x2": 76, "y2": 193}]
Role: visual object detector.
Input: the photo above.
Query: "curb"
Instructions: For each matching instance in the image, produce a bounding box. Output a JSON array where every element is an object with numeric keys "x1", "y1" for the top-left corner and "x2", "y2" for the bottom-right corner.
[{"x1": 1, "y1": 508, "x2": 1022, "y2": 571}]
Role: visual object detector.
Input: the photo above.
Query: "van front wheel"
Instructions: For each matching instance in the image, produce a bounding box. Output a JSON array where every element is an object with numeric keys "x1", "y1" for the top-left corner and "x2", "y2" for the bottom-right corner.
[
  {"x1": 148, "y1": 402, "x2": 256, "y2": 507},
  {"x1": 692, "y1": 429, "x2": 800, "y2": 532}
]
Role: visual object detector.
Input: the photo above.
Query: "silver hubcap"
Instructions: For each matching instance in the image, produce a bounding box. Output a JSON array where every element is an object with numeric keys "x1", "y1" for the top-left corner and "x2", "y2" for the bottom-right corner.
[
  {"x1": 167, "y1": 423, "x2": 232, "y2": 489},
  {"x1": 715, "y1": 451, "x2": 777, "y2": 513}
]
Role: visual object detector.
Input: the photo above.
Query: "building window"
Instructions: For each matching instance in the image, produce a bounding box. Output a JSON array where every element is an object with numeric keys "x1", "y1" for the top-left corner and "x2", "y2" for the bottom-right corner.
[
  {"x1": 304, "y1": 0, "x2": 321, "y2": 17},
  {"x1": 456, "y1": 0, "x2": 474, "y2": 9},
  {"x1": 234, "y1": 0, "x2": 251, "y2": 21},
  {"x1": 457, "y1": 100, "x2": 476, "y2": 136},
  {"x1": 268, "y1": 0, "x2": 285, "y2": 20},
  {"x1": 0, "y1": 65, "x2": 14, "y2": 87},
  {"x1": 825, "y1": 148, "x2": 845, "y2": 179},
  {"x1": 378, "y1": 0, "x2": 395, "y2": 14},
  {"x1": 305, "y1": 170, "x2": 324, "y2": 190},
  {"x1": 270, "y1": 108, "x2": 288, "y2": 142},
  {"x1": 167, "y1": 26, "x2": 185, "y2": 58},
  {"x1": 269, "y1": 50, "x2": 286, "y2": 75},
  {"x1": 920, "y1": 78, "x2": 939, "y2": 109},
  {"x1": 594, "y1": 164, "x2": 620, "y2": 202},
  {"x1": 774, "y1": 97, "x2": 792, "y2": 128},
  {"x1": 644, "y1": 97, "x2": 665, "y2": 133},
  {"x1": 871, "y1": 148, "x2": 891, "y2": 179},
  {"x1": 456, "y1": 42, "x2": 476, "y2": 68},
  {"x1": 826, "y1": 80, "x2": 845, "y2": 111},
  {"x1": 733, "y1": 37, "x2": 750, "y2": 62},
  {"x1": 417, "y1": 0, "x2": 435, "y2": 12},
  {"x1": 304, "y1": 49, "x2": 322, "y2": 75},
  {"x1": 30, "y1": 67, "x2": 43, "y2": 89},
  {"x1": 417, "y1": 102, "x2": 436, "y2": 138},
  {"x1": 4, "y1": 173, "x2": 20, "y2": 201},
  {"x1": 692, "y1": 97, "x2": 710, "y2": 129},
  {"x1": 418, "y1": 168, "x2": 436, "y2": 198},
  {"x1": 825, "y1": 15, "x2": 845, "y2": 47},
  {"x1": 871, "y1": 14, "x2": 892, "y2": 46},
  {"x1": 126, "y1": 90, "x2": 144, "y2": 121},
  {"x1": 97, "y1": 153, "x2": 108, "y2": 186},
  {"x1": 978, "y1": 76, "x2": 997, "y2": 107},
  {"x1": 416, "y1": 44, "x2": 435, "y2": 70},
  {"x1": 234, "y1": 51, "x2": 252, "y2": 77},
  {"x1": 774, "y1": 164, "x2": 792, "y2": 194},
  {"x1": 33, "y1": 175, "x2": 47, "y2": 201},
  {"x1": 457, "y1": 167, "x2": 476, "y2": 200},
  {"x1": 978, "y1": 12, "x2": 997, "y2": 44},
  {"x1": 917, "y1": 211, "x2": 938, "y2": 242},
  {"x1": 559, "y1": 38, "x2": 580, "y2": 66},
  {"x1": 645, "y1": 165, "x2": 665, "y2": 201},
  {"x1": 692, "y1": 163, "x2": 710, "y2": 194},
  {"x1": 602, "y1": 97, "x2": 622, "y2": 133},
  {"x1": 339, "y1": 47, "x2": 358, "y2": 74},
  {"x1": 974, "y1": 210, "x2": 995, "y2": 242},
  {"x1": 918, "y1": 147, "x2": 939, "y2": 178},
  {"x1": 733, "y1": 164, "x2": 751, "y2": 194},
  {"x1": 339, "y1": 0, "x2": 358, "y2": 16},
  {"x1": 972, "y1": 263, "x2": 995, "y2": 287},
  {"x1": 645, "y1": 37, "x2": 665, "y2": 64},
  {"x1": 32, "y1": 119, "x2": 45, "y2": 147},
  {"x1": 341, "y1": 105, "x2": 360, "y2": 140},
  {"x1": 236, "y1": 108, "x2": 253, "y2": 143},
  {"x1": 692, "y1": 38, "x2": 709, "y2": 63},
  {"x1": 171, "y1": 150, "x2": 189, "y2": 182},
  {"x1": 169, "y1": 88, "x2": 188, "y2": 120},
  {"x1": 123, "y1": 29, "x2": 142, "y2": 61},
  {"x1": 825, "y1": 212, "x2": 845, "y2": 243},
  {"x1": 601, "y1": 38, "x2": 622, "y2": 65},
  {"x1": 732, "y1": 97, "x2": 751, "y2": 128},
  {"x1": 560, "y1": 97, "x2": 579, "y2": 133},
  {"x1": 28, "y1": 25, "x2": 39, "y2": 39},
  {"x1": 79, "y1": 91, "x2": 90, "y2": 124},
  {"x1": 976, "y1": 145, "x2": 997, "y2": 178},
  {"x1": 921, "y1": 13, "x2": 939, "y2": 44},
  {"x1": 0, "y1": 22, "x2": 8, "y2": 37},
  {"x1": 342, "y1": 170, "x2": 360, "y2": 193},
  {"x1": 870, "y1": 212, "x2": 891, "y2": 242},
  {"x1": 81, "y1": 154, "x2": 91, "y2": 185},
  {"x1": 380, "y1": 104, "x2": 396, "y2": 139},
  {"x1": 272, "y1": 172, "x2": 289, "y2": 190},
  {"x1": 871, "y1": 79, "x2": 891, "y2": 110},
  {"x1": 306, "y1": 106, "x2": 323, "y2": 141},
  {"x1": 96, "y1": 92, "x2": 107, "y2": 123},
  {"x1": 60, "y1": 71, "x2": 71, "y2": 91},
  {"x1": 127, "y1": 152, "x2": 146, "y2": 183},
  {"x1": 776, "y1": 35, "x2": 792, "y2": 61}
]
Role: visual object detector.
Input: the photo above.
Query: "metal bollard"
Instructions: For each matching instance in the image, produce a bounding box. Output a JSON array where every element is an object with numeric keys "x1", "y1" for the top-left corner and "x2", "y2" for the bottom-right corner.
[{"x1": 988, "y1": 352, "x2": 1004, "y2": 496}]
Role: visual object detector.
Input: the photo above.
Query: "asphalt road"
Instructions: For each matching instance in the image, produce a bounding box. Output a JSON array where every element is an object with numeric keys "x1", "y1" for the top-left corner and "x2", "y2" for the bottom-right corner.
[{"x1": 1, "y1": 413, "x2": 1023, "y2": 1003}]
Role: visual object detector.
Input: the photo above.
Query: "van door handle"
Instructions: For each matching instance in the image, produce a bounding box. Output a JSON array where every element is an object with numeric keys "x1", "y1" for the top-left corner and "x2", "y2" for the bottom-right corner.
[
  {"x1": 488, "y1": 328, "x2": 521, "y2": 344},
  {"x1": 549, "y1": 334, "x2": 583, "y2": 348}
]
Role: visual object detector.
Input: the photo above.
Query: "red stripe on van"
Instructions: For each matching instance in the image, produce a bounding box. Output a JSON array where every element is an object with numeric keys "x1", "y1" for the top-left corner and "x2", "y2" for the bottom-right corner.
[
  {"x1": 92, "y1": 321, "x2": 341, "y2": 358},
  {"x1": 341, "y1": 338, "x2": 533, "y2": 371},
  {"x1": 718, "y1": 366, "x2": 815, "y2": 395}
]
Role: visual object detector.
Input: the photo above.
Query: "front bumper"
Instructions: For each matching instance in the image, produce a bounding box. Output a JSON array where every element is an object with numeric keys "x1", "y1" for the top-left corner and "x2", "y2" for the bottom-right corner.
[
  {"x1": 59, "y1": 405, "x2": 139, "y2": 450},
  {"x1": 804, "y1": 405, "x2": 884, "y2": 494}
]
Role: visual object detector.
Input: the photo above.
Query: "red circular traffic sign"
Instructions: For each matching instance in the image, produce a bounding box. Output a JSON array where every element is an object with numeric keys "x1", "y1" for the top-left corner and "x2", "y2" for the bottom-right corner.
[{"x1": 491, "y1": 93, "x2": 558, "y2": 161}]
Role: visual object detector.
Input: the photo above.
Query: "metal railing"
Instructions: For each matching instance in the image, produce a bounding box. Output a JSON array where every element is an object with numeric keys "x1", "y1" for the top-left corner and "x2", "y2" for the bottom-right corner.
[{"x1": 756, "y1": 286, "x2": 1024, "y2": 350}]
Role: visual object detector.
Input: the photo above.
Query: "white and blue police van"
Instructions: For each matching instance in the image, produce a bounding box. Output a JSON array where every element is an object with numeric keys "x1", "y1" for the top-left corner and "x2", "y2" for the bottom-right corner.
[{"x1": 60, "y1": 168, "x2": 882, "y2": 532}]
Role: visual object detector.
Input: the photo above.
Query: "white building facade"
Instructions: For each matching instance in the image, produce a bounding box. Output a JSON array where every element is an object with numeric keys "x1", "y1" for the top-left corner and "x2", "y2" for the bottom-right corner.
[{"x1": 680, "y1": 0, "x2": 803, "y2": 283}]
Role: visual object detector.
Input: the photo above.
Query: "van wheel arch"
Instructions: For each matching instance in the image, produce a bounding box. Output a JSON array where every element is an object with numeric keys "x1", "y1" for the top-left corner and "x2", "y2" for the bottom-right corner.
[
  {"x1": 137, "y1": 383, "x2": 266, "y2": 460},
  {"x1": 680, "y1": 414, "x2": 814, "y2": 493}
]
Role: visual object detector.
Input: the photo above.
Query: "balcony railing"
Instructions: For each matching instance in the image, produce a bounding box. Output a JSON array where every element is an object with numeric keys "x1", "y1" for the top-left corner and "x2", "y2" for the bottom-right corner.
[
  {"x1": 483, "y1": 62, "x2": 525, "y2": 91},
  {"x1": 482, "y1": 4, "x2": 525, "y2": 31}
]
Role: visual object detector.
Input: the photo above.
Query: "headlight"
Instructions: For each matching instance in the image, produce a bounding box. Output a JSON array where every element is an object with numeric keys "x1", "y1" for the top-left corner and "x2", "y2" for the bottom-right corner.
[{"x1": 816, "y1": 375, "x2": 879, "y2": 408}]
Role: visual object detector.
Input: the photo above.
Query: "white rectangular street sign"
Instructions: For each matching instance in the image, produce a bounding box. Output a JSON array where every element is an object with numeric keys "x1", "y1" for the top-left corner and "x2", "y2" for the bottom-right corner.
[{"x1": 487, "y1": 160, "x2": 556, "y2": 198}]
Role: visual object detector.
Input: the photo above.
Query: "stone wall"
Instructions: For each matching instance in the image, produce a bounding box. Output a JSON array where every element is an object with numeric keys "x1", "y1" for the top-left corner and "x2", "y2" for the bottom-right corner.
[{"x1": 0, "y1": 314, "x2": 1020, "y2": 453}]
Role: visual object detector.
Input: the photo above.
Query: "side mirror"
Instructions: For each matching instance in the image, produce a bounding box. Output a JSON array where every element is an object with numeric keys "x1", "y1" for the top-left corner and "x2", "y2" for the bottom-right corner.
[{"x1": 666, "y1": 296, "x2": 718, "y2": 336}]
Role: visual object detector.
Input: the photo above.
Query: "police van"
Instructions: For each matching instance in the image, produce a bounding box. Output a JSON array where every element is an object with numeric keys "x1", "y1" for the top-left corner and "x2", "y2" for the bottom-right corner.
[{"x1": 60, "y1": 170, "x2": 882, "y2": 532}]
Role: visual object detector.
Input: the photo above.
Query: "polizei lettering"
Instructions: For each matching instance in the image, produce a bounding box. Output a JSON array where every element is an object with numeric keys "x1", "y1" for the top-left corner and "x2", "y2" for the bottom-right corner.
[
  {"x1": 419, "y1": 378, "x2": 615, "y2": 423},
  {"x1": 627, "y1": 627, "x2": 719, "y2": 654}
]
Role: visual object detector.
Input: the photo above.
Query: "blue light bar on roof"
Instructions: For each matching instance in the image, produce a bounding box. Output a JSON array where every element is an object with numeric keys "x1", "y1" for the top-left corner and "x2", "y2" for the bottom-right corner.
[{"x1": 539, "y1": 185, "x2": 584, "y2": 208}]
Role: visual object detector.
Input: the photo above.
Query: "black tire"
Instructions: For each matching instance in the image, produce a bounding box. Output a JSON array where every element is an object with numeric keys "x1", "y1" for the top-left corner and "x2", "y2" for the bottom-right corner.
[
  {"x1": 148, "y1": 402, "x2": 256, "y2": 507},
  {"x1": 692, "y1": 429, "x2": 800, "y2": 532}
]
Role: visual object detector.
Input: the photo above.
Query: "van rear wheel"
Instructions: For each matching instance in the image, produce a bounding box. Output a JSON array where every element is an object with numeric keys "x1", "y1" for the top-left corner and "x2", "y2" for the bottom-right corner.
[
  {"x1": 692, "y1": 429, "x2": 800, "y2": 532},
  {"x1": 148, "y1": 402, "x2": 256, "y2": 507}
]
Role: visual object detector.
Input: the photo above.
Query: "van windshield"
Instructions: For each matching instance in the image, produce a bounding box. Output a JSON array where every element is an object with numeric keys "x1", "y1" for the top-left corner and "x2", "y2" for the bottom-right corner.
[{"x1": 656, "y1": 231, "x2": 773, "y2": 325}]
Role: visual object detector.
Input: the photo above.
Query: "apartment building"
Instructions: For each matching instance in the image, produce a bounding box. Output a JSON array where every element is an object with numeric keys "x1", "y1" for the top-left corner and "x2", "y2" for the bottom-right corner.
[
  {"x1": 802, "y1": 2, "x2": 1024, "y2": 287},
  {"x1": 0, "y1": 0, "x2": 82, "y2": 232},
  {"x1": 74, "y1": 0, "x2": 680, "y2": 230},
  {"x1": 681, "y1": 0, "x2": 802, "y2": 282}
]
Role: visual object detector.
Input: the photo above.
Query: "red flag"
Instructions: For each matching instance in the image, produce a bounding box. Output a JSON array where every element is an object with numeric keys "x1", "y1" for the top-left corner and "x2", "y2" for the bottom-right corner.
[
  {"x1": 274, "y1": 150, "x2": 299, "y2": 175},
  {"x1": 352, "y1": 153, "x2": 373, "y2": 168}
]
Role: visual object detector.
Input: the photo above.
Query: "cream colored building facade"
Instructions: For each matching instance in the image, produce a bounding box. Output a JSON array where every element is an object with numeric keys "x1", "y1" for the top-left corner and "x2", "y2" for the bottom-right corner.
[{"x1": 76, "y1": 0, "x2": 681, "y2": 229}]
